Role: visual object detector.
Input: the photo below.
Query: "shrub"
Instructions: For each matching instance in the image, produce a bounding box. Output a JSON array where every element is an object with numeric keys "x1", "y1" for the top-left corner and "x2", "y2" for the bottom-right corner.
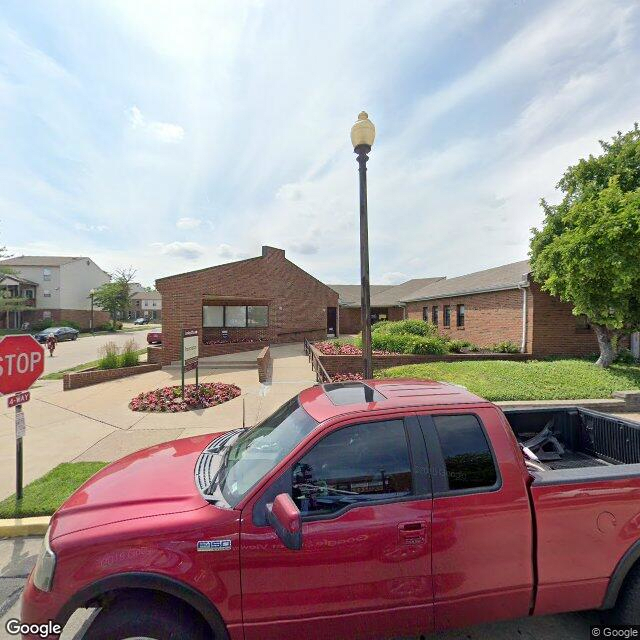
[
  {"x1": 371, "y1": 331, "x2": 448, "y2": 355},
  {"x1": 491, "y1": 341, "x2": 521, "y2": 354},
  {"x1": 447, "y1": 339, "x2": 470, "y2": 353},
  {"x1": 31, "y1": 319, "x2": 54, "y2": 332},
  {"x1": 372, "y1": 319, "x2": 438, "y2": 338},
  {"x1": 120, "y1": 339, "x2": 140, "y2": 367},
  {"x1": 65, "y1": 320, "x2": 82, "y2": 331},
  {"x1": 615, "y1": 348, "x2": 637, "y2": 364},
  {"x1": 98, "y1": 342, "x2": 120, "y2": 369}
]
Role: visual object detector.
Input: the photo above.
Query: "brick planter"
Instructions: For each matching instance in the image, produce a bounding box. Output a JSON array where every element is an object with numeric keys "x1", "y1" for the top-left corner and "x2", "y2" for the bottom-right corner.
[
  {"x1": 63, "y1": 363, "x2": 162, "y2": 390},
  {"x1": 310, "y1": 345, "x2": 528, "y2": 377},
  {"x1": 257, "y1": 346, "x2": 272, "y2": 383}
]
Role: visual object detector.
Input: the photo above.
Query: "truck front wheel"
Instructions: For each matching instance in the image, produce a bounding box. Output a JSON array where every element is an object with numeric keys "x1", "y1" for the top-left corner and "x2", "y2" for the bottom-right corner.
[{"x1": 87, "y1": 593, "x2": 211, "y2": 640}]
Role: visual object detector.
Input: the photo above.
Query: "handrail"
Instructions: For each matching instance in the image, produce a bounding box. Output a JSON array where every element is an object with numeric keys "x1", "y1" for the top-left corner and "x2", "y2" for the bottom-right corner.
[{"x1": 305, "y1": 339, "x2": 331, "y2": 383}]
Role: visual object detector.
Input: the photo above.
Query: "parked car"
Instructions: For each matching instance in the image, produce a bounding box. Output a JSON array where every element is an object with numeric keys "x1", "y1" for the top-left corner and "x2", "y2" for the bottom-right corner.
[
  {"x1": 146, "y1": 328, "x2": 162, "y2": 344},
  {"x1": 20, "y1": 380, "x2": 640, "y2": 639},
  {"x1": 134, "y1": 317, "x2": 149, "y2": 325},
  {"x1": 33, "y1": 327, "x2": 79, "y2": 343}
]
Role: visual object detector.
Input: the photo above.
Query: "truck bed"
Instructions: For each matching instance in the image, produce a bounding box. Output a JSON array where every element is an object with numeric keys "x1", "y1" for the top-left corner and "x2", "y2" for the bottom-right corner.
[{"x1": 504, "y1": 407, "x2": 640, "y2": 472}]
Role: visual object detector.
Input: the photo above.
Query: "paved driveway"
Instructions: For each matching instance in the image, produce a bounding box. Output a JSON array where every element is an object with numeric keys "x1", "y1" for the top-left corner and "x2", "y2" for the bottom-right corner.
[
  {"x1": 0, "y1": 536, "x2": 600, "y2": 639},
  {"x1": 41, "y1": 328, "x2": 158, "y2": 375}
]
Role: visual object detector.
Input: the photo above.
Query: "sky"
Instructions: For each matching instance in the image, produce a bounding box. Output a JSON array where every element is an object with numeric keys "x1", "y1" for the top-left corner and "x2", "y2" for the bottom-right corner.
[{"x1": 1, "y1": 0, "x2": 639, "y2": 287}]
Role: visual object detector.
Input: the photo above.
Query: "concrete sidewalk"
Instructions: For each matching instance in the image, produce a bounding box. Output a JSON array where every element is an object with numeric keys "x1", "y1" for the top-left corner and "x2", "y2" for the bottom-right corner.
[{"x1": 0, "y1": 343, "x2": 317, "y2": 499}]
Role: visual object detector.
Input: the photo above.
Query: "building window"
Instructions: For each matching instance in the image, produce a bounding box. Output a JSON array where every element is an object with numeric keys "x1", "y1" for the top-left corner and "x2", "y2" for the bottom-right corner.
[
  {"x1": 456, "y1": 304, "x2": 465, "y2": 328},
  {"x1": 25, "y1": 289, "x2": 34, "y2": 299},
  {"x1": 226, "y1": 306, "x2": 247, "y2": 327},
  {"x1": 203, "y1": 305, "x2": 269, "y2": 328},
  {"x1": 42, "y1": 311, "x2": 52, "y2": 319},
  {"x1": 248, "y1": 306, "x2": 268, "y2": 327},
  {"x1": 433, "y1": 414, "x2": 498, "y2": 491},
  {"x1": 43, "y1": 289, "x2": 51, "y2": 298},
  {"x1": 432, "y1": 306, "x2": 438, "y2": 325},
  {"x1": 443, "y1": 305, "x2": 451, "y2": 328},
  {"x1": 203, "y1": 306, "x2": 224, "y2": 327},
  {"x1": 422, "y1": 306, "x2": 429, "y2": 322},
  {"x1": 43, "y1": 269, "x2": 51, "y2": 282}
]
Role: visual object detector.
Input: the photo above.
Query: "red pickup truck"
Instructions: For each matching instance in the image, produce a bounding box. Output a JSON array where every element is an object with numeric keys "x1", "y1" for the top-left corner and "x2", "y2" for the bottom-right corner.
[{"x1": 21, "y1": 379, "x2": 640, "y2": 639}]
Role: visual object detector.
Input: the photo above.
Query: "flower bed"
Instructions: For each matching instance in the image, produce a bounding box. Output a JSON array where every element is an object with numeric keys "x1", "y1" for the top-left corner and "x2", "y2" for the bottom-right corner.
[
  {"x1": 313, "y1": 341, "x2": 392, "y2": 356},
  {"x1": 331, "y1": 372, "x2": 364, "y2": 382},
  {"x1": 130, "y1": 382, "x2": 241, "y2": 412},
  {"x1": 203, "y1": 336, "x2": 266, "y2": 346}
]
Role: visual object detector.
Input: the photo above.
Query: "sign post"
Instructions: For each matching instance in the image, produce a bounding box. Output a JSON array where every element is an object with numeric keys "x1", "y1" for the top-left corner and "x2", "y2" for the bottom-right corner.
[
  {"x1": 181, "y1": 328, "x2": 200, "y2": 398},
  {"x1": 0, "y1": 335, "x2": 45, "y2": 500}
]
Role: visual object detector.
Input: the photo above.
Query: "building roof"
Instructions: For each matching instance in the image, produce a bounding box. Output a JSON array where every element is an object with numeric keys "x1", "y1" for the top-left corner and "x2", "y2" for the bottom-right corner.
[
  {"x1": 328, "y1": 284, "x2": 395, "y2": 307},
  {"x1": 0, "y1": 274, "x2": 38, "y2": 287},
  {"x1": 131, "y1": 290, "x2": 161, "y2": 300},
  {"x1": 402, "y1": 260, "x2": 531, "y2": 302},
  {"x1": 329, "y1": 278, "x2": 445, "y2": 308},
  {"x1": 0, "y1": 256, "x2": 87, "y2": 267}
]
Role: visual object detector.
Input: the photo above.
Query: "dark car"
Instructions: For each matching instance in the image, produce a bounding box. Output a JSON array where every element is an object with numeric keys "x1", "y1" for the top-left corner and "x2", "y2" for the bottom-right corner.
[
  {"x1": 34, "y1": 327, "x2": 79, "y2": 343},
  {"x1": 133, "y1": 317, "x2": 149, "y2": 325},
  {"x1": 146, "y1": 328, "x2": 162, "y2": 344}
]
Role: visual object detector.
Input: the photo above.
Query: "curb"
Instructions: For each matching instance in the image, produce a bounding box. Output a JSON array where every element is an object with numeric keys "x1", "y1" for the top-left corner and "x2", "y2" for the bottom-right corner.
[{"x1": 0, "y1": 516, "x2": 50, "y2": 538}]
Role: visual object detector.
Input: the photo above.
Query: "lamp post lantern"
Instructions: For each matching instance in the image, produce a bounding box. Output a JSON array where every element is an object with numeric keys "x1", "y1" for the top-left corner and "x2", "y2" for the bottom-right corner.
[
  {"x1": 351, "y1": 111, "x2": 376, "y2": 379},
  {"x1": 89, "y1": 288, "x2": 96, "y2": 336}
]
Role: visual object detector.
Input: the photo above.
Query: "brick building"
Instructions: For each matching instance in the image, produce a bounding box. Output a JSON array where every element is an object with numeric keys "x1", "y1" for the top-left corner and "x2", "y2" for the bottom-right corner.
[
  {"x1": 329, "y1": 278, "x2": 443, "y2": 334},
  {"x1": 0, "y1": 256, "x2": 111, "y2": 329},
  {"x1": 156, "y1": 246, "x2": 338, "y2": 365},
  {"x1": 403, "y1": 260, "x2": 599, "y2": 357}
]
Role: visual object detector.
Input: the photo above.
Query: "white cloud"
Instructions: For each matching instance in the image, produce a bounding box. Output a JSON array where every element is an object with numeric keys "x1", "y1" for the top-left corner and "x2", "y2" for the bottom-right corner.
[
  {"x1": 128, "y1": 106, "x2": 184, "y2": 143},
  {"x1": 75, "y1": 222, "x2": 109, "y2": 232},
  {"x1": 151, "y1": 241, "x2": 204, "y2": 260},
  {"x1": 176, "y1": 217, "x2": 202, "y2": 229}
]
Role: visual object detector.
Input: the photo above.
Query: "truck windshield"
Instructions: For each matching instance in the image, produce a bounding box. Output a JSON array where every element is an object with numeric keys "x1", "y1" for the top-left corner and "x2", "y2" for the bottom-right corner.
[{"x1": 218, "y1": 396, "x2": 318, "y2": 507}]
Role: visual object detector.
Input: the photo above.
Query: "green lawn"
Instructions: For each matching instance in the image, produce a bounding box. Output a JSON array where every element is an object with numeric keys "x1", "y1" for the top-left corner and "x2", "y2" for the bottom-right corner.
[
  {"x1": 377, "y1": 359, "x2": 640, "y2": 401},
  {"x1": 0, "y1": 462, "x2": 108, "y2": 518}
]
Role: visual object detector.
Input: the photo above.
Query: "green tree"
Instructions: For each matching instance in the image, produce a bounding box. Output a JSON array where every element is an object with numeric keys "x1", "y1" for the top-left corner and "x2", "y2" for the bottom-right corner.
[
  {"x1": 92, "y1": 268, "x2": 136, "y2": 330},
  {"x1": 530, "y1": 125, "x2": 640, "y2": 367}
]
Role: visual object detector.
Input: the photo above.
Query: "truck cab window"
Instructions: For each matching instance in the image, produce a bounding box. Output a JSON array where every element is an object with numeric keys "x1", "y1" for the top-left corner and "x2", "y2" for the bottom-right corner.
[
  {"x1": 293, "y1": 420, "x2": 413, "y2": 516},
  {"x1": 433, "y1": 414, "x2": 497, "y2": 491}
]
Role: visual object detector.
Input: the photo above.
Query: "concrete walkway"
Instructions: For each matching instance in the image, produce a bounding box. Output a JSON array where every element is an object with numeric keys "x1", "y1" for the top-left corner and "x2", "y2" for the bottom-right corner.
[{"x1": 0, "y1": 343, "x2": 317, "y2": 499}]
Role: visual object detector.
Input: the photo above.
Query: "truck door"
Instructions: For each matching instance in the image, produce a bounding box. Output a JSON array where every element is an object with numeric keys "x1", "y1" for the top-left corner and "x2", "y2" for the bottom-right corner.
[
  {"x1": 418, "y1": 408, "x2": 534, "y2": 631},
  {"x1": 240, "y1": 415, "x2": 434, "y2": 640}
]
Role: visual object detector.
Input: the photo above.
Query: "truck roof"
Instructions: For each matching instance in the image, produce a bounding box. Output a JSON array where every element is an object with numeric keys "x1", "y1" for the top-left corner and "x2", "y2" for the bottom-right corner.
[{"x1": 299, "y1": 379, "x2": 489, "y2": 422}]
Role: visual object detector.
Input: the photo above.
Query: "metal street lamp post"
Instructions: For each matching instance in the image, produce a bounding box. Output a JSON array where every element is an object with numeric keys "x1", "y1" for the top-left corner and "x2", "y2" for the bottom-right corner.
[
  {"x1": 89, "y1": 289, "x2": 96, "y2": 336},
  {"x1": 351, "y1": 111, "x2": 376, "y2": 379}
]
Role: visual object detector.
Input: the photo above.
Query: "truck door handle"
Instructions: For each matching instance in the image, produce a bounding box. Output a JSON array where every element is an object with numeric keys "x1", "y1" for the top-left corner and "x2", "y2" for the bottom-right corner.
[{"x1": 398, "y1": 521, "x2": 427, "y2": 545}]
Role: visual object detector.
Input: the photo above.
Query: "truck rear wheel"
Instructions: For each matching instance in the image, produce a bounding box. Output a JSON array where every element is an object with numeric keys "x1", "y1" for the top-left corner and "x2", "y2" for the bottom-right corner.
[
  {"x1": 610, "y1": 564, "x2": 640, "y2": 625},
  {"x1": 86, "y1": 593, "x2": 210, "y2": 640}
]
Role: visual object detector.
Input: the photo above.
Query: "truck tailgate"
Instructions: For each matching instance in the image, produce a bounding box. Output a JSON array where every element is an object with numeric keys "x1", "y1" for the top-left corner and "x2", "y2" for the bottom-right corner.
[{"x1": 530, "y1": 467, "x2": 640, "y2": 615}]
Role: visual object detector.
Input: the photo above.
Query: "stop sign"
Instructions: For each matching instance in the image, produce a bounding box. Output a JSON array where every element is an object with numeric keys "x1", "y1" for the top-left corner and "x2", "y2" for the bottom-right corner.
[{"x1": 0, "y1": 335, "x2": 45, "y2": 395}]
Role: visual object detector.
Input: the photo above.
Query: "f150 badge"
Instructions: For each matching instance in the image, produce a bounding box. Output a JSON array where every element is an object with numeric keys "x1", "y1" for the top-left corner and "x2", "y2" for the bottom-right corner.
[{"x1": 197, "y1": 539, "x2": 232, "y2": 552}]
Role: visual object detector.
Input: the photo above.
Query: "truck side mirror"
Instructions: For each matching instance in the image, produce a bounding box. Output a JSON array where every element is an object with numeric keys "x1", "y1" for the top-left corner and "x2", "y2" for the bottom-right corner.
[{"x1": 266, "y1": 493, "x2": 302, "y2": 551}]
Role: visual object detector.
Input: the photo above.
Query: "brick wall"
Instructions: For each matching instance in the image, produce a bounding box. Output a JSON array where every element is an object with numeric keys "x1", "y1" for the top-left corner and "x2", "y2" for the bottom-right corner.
[
  {"x1": 156, "y1": 247, "x2": 338, "y2": 365},
  {"x1": 63, "y1": 363, "x2": 162, "y2": 390},
  {"x1": 339, "y1": 305, "x2": 404, "y2": 335},
  {"x1": 22, "y1": 308, "x2": 110, "y2": 330},
  {"x1": 311, "y1": 345, "x2": 528, "y2": 377},
  {"x1": 405, "y1": 288, "x2": 531, "y2": 351},
  {"x1": 529, "y1": 282, "x2": 599, "y2": 357}
]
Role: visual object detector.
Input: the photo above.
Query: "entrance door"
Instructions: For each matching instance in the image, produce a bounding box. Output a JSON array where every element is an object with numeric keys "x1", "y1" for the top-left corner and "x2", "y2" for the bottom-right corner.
[
  {"x1": 240, "y1": 416, "x2": 433, "y2": 640},
  {"x1": 326, "y1": 306, "x2": 337, "y2": 336}
]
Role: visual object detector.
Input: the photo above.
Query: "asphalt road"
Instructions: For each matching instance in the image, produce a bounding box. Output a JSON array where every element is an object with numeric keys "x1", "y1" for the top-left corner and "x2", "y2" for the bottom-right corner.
[
  {"x1": 0, "y1": 538, "x2": 601, "y2": 640},
  {"x1": 41, "y1": 326, "x2": 159, "y2": 375}
]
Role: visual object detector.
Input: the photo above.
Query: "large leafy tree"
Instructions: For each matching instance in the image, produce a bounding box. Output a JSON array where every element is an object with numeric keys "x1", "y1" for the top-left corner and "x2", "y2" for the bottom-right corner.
[
  {"x1": 0, "y1": 243, "x2": 30, "y2": 329},
  {"x1": 530, "y1": 125, "x2": 640, "y2": 367},
  {"x1": 92, "y1": 268, "x2": 136, "y2": 330}
]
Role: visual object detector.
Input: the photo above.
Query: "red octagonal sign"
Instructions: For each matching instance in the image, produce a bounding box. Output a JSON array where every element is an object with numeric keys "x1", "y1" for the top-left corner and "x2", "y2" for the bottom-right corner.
[{"x1": 0, "y1": 335, "x2": 45, "y2": 395}]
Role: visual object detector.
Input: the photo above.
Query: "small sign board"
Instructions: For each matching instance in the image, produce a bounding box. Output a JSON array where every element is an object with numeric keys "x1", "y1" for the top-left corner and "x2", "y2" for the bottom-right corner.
[
  {"x1": 8, "y1": 391, "x2": 30, "y2": 408},
  {"x1": 183, "y1": 328, "x2": 199, "y2": 372},
  {"x1": 15, "y1": 409, "x2": 25, "y2": 439}
]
